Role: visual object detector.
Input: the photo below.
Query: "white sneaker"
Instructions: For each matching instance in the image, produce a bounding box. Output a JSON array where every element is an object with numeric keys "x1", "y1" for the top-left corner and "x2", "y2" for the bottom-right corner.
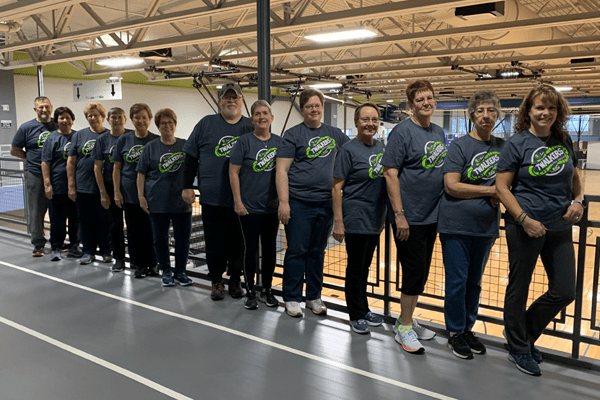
[
  {"x1": 285, "y1": 301, "x2": 303, "y2": 317},
  {"x1": 393, "y1": 318, "x2": 436, "y2": 341},
  {"x1": 395, "y1": 327, "x2": 425, "y2": 354},
  {"x1": 306, "y1": 298, "x2": 327, "y2": 315}
]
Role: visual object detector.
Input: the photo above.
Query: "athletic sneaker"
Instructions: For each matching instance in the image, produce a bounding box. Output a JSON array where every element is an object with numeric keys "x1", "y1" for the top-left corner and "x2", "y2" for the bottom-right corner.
[
  {"x1": 508, "y1": 352, "x2": 541, "y2": 376},
  {"x1": 463, "y1": 331, "x2": 486, "y2": 354},
  {"x1": 80, "y1": 254, "x2": 95, "y2": 265},
  {"x1": 134, "y1": 268, "x2": 147, "y2": 279},
  {"x1": 50, "y1": 250, "x2": 61, "y2": 262},
  {"x1": 306, "y1": 298, "x2": 327, "y2": 315},
  {"x1": 33, "y1": 246, "x2": 44, "y2": 257},
  {"x1": 531, "y1": 345, "x2": 543, "y2": 364},
  {"x1": 448, "y1": 333, "x2": 474, "y2": 359},
  {"x1": 111, "y1": 259, "x2": 125, "y2": 272},
  {"x1": 285, "y1": 301, "x2": 303, "y2": 317},
  {"x1": 244, "y1": 291, "x2": 258, "y2": 310},
  {"x1": 211, "y1": 281, "x2": 225, "y2": 301},
  {"x1": 67, "y1": 245, "x2": 83, "y2": 258},
  {"x1": 162, "y1": 270, "x2": 176, "y2": 287},
  {"x1": 351, "y1": 319, "x2": 371, "y2": 334},
  {"x1": 393, "y1": 318, "x2": 436, "y2": 340},
  {"x1": 102, "y1": 254, "x2": 114, "y2": 263},
  {"x1": 395, "y1": 327, "x2": 425, "y2": 354},
  {"x1": 258, "y1": 290, "x2": 279, "y2": 307},
  {"x1": 364, "y1": 312, "x2": 383, "y2": 326},
  {"x1": 174, "y1": 272, "x2": 193, "y2": 286},
  {"x1": 229, "y1": 280, "x2": 244, "y2": 298}
]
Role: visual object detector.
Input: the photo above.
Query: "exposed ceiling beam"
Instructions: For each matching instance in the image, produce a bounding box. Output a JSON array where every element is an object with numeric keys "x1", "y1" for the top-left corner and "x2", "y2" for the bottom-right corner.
[{"x1": 0, "y1": 0, "x2": 81, "y2": 21}]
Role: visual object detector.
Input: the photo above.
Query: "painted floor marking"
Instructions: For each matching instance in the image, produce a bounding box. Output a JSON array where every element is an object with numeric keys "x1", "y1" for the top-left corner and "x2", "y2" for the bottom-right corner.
[{"x1": 0, "y1": 261, "x2": 457, "y2": 400}]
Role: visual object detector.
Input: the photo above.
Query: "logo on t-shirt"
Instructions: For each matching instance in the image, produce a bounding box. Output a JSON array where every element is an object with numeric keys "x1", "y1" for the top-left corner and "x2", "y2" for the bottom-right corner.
[
  {"x1": 159, "y1": 152, "x2": 185, "y2": 173},
  {"x1": 215, "y1": 136, "x2": 239, "y2": 157},
  {"x1": 529, "y1": 145, "x2": 569, "y2": 177},
  {"x1": 108, "y1": 145, "x2": 116, "y2": 163},
  {"x1": 82, "y1": 140, "x2": 96, "y2": 156},
  {"x1": 467, "y1": 151, "x2": 500, "y2": 181},
  {"x1": 421, "y1": 141, "x2": 447, "y2": 169},
  {"x1": 126, "y1": 145, "x2": 145, "y2": 162},
  {"x1": 306, "y1": 136, "x2": 336, "y2": 159},
  {"x1": 253, "y1": 148, "x2": 277, "y2": 172},
  {"x1": 62, "y1": 142, "x2": 71, "y2": 160},
  {"x1": 369, "y1": 153, "x2": 384, "y2": 179},
  {"x1": 37, "y1": 131, "x2": 52, "y2": 148}
]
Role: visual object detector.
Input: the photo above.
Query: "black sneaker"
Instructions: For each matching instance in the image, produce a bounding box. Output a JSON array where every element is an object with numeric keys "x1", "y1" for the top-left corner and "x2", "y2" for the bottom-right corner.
[
  {"x1": 174, "y1": 272, "x2": 193, "y2": 286},
  {"x1": 162, "y1": 270, "x2": 176, "y2": 287},
  {"x1": 531, "y1": 345, "x2": 543, "y2": 364},
  {"x1": 111, "y1": 259, "x2": 125, "y2": 272},
  {"x1": 258, "y1": 289, "x2": 279, "y2": 307},
  {"x1": 244, "y1": 291, "x2": 258, "y2": 310},
  {"x1": 67, "y1": 245, "x2": 83, "y2": 258},
  {"x1": 147, "y1": 264, "x2": 160, "y2": 277},
  {"x1": 508, "y1": 352, "x2": 541, "y2": 376},
  {"x1": 211, "y1": 281, "x2": 225, "y2": 301},
  {"x1": 33, "y1": 246, "x2": 44, "y2": 257},
  {"x1": 448, "y1": 333, "x2": 474, "y2": 360},
  {"x1": 229, "y1": 280, "x2": 243, "y2": 299},
  {"x1": 463, "y1": 331, "x2": 486, "y2": 354},
  {"x1": 134, "y1": 268, "x2": 147, "y2": 279}
]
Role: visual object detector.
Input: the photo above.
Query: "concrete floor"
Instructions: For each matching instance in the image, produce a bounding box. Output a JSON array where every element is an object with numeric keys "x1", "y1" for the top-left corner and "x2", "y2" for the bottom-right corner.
[{"x1": 1, "y1": 233, "x2": 599, "y2": 400}]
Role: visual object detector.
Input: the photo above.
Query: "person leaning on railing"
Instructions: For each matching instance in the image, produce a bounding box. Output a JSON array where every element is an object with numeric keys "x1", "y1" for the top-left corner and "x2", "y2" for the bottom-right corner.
[
  {"x1": 437, "y1": 90, "x2": 505, "y2": 360},
  {"x1": 41, "y1": 106, "x2": 81, "y2": 261},
  {"x1": 332, "y1": 102, "x2": 387, "y2": 335},
  {"x1": 496, "y1": 84, "x2": 584, "y2": 377}
]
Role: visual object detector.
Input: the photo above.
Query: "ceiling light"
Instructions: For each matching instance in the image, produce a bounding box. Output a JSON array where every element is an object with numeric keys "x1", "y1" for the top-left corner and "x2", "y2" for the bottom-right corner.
[
  {"x1": 387, "y1": 99, "x2": 394, "y2": 103},
  {"x1": 553, "y1": 86, "x2": 572, "y2": 92},
  {"x1": 305, "y1": 27, "x2": 378, "y2": 43},
  {"x1": 309, "y1": 83, "x2": 343, "y2": 89},
  {"x1": 500, "y1": 71, "x2": 520, "y2": 78},
  {"x1": 97, "y1": 57, "x2": 144, "y2": 68}
]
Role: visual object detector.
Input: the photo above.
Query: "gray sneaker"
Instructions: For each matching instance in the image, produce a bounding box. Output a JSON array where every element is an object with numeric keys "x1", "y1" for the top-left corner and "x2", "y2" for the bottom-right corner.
[
  {"x1": 67, "y1": 245, "x2": 83, "y2": 258},
  {"x1": 306, "y1": 298, "x2": 327, "y2": 315},
  {"x1": 395, "y1": 327, "x2": 425, "y2": 354},
  {"x1": 393, "y1": 318, "x2": 436, "y2": 340},
  {"x1": 111, "y1": 259, "x2": 125, "y2": 272},
  {"x1": 80, "y1": 254, "x2": 95, "y2": 265},
  {"x1": 285, "y1": 301, "x2": 303, "y2": 317}
]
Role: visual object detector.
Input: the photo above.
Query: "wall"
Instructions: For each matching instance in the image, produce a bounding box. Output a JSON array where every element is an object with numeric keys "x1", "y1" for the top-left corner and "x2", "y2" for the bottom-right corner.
[{"x1": 0, "y1": 71, "x2": 18, "y2": 145}]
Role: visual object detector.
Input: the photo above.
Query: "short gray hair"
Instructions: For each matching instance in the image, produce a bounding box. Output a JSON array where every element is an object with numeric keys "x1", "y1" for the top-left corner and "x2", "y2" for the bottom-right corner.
[
  {"x1": 250, "y1": 100, "x2": 273, "y2": 116},
  {"x1": 468, "y1": 90, "x2": 501, "y2": 121}
]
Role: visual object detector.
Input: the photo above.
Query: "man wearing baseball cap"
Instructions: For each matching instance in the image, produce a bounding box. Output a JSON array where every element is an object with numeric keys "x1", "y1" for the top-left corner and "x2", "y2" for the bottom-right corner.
[{"x1": 182, "y1": 83, "x2": 253, "y2": 300}]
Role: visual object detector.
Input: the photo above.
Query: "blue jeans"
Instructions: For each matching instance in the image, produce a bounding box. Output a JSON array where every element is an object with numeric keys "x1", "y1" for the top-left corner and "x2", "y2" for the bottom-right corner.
[
  {"x1": 282, "y1": 198, "x2": 333, "y2": 302},
  {"x1": 149, "y1": 212, "x2": 191, "y2": 275},
  {"x1": 440, "y1": 233, "x2": 496, "y2": 334}
]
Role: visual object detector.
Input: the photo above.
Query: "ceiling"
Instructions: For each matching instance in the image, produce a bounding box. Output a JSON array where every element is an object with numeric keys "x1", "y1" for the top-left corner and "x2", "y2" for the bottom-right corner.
[{"x1": 2, "y1": 0, "x2": 600, "y2": 105}]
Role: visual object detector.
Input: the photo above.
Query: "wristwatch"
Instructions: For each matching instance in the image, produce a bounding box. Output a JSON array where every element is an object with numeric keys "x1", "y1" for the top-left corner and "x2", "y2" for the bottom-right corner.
[{"x1": 571, "y1": 199, "x2": 587, "y2": 208}]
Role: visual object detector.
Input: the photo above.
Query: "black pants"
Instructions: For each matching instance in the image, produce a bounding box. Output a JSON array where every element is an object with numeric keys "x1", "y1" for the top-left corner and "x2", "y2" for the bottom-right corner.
[
  {"x1": 104, "y1": 180, "x2": 126, "y2": 260},
  {"x1": 149, "y1": 212, "x2": 191, "y2": 275},
  {"x1": 49, "y1": 194, "x2": 79, "y2": 250},
  {"x1": 504, "y1": 223, "x2": 576, "y2": 354},
  {"x1": 344, "y1": 233, "x2": 380, "y2": 321},
  {"x1": 201, "y1": 204, "x2": 243, "y2": 283},
  {"x1": 392, "y1": 223, "x2": 437, "y2": 296},
  {"x1": 123, "y1": 202, "x2": 156, "y2": 270},
  {"x1": 238, "y1": 212, "x2": 280, "y2": 291},
  {"x1": 77, "y1": 193, "x2": 111, "y2": 256}
]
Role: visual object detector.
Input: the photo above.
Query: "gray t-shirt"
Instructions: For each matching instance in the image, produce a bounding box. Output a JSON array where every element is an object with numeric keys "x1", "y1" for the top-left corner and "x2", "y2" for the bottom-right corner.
[
  {"x1": 277, "y1": 123, "x2": 350, "y2": 203},
  {"x1": 137, "y1": 138, "x2": 191, "y2": 214},
  {"x1": 41, "y1": 130, "x2": 74, "y2": 195},
  {"x1": 12, "y1": 118, "x2": 58, "y2": 174},
  {"x1": 497, "y1": 131, "x2": 577, "y2": 231},
  {"x1": 112, "y1": 131, "x2": 160, "y2": 204},
  {"x1": 381, "y1": 118, "x2": 447, "y2": 225},
  {"x1": 333, "y1": 138, "x2": 387, "y2": 235},
  {"x1": 437, "y1": 134, "x2": 504, "y2": 237},
  {"x1": 69, "y1": 127, "x2": 109, "y2": 194},
  {"x1": 182, "y1": 114, "x2": 253, "y2": 207},
  {"x1": 93, "y1": 129, "x2": 133, "y2": 183},
  {"x1": 229, "y1": 133, "x2": 282, "y2": 214}
]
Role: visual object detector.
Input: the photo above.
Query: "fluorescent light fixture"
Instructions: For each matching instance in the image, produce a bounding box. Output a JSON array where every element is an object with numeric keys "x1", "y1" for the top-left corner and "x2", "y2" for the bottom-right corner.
[
  {"x1": 305, "y1": 27, "x2": 377, "y2": 43},
  {"x1": 387, "y1": 99, "x2": 394, "y2": 103},
  {"x1": 553, "y1": 86, "x2": 572, "y2": 92},
  {"x1": 500, "y1": 71, "x2": 520, "y2": 78},
  {"x1": 309, "y1": 83, "x2": 343, "y2": 89},
  {"x1": 97, "y1": 57, "x2": 144, "y2": 68}
]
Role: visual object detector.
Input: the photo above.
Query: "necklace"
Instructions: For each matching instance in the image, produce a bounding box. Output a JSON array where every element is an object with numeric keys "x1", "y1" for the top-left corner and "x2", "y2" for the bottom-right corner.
[
  {"x1": 531, "y1": 131, "x2": 551, "y2": 146},
  {"x1": 253, "y1": 132, "x2": 270, "y2": 148},
  {"x1": 161, "y1": 138, "x2": 176, "y2": 152}
]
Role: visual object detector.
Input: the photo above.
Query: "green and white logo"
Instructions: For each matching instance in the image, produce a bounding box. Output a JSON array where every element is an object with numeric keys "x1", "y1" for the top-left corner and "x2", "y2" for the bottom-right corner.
[
  {"x1": 126, "y1": 145, "x2": 145, "y2": 162},
  {"x1": 108, "y1": 145, "x2": 115, "y2": 163},
  {"x1": 253, "y1": 148, "x2": 277, "y2": 172},
  {"x1": 215, "y1": 136, "x2": 239, "y2": 157},
  {"x1": 421, "y1": 141, "x2": 447, "y2": 169},
  {"x1": 467, "y1": 151, "x2": 500, "y2": 181},
  {"x1": 82, "y1": 140, "x2": 96, "y2": 156},
  {"x1": 306, "y1": 136, "x2": 336, "y2": 159},
  {"x1": 62, "y1": 142, "x2": 71, "y2": 160},
  {"x1": 369, "y1": 153, "x2": 384, "y2": 179},
  {"x1": 37, "y1": 131, "x2": 52, "y2": 147},
  {"x1": 159, "y1": 152, "x2": 185, "y2": 173},
  {"x1": 529, "y1": 145, "x2": 569, "y2": 177}
]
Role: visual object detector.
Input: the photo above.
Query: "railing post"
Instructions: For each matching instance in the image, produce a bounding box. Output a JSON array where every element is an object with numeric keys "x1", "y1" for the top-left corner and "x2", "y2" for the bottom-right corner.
[
  {"x1": 571, "y1": 194, "x2": 589, "y2": 358},
  {"x1": 384, "y1": 222, "x2": 391, "y2": 316}
]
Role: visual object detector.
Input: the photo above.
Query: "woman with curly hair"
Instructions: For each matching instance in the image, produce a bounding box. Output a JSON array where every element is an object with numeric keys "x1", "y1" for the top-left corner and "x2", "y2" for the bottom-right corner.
[{"x1": 496, "y1": 84, "x2": 583, "y2": 376}]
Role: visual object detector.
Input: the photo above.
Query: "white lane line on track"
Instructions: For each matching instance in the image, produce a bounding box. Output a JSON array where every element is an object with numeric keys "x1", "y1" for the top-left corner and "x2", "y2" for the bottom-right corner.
[
  {"x1": 1, "y1": 261, "x2": 457, "y2": 400},
  {"x1": 0, "y1": 314, "x2": 194, "y2": 400}
]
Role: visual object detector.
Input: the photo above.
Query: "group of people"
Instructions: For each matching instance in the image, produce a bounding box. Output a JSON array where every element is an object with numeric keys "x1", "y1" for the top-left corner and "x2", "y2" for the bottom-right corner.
[{"x1": 12, "y1": 80, "x2": 583, "y2": 377}]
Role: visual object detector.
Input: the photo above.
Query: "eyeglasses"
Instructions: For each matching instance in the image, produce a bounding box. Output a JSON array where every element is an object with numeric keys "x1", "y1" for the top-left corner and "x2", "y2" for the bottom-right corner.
[
  {"x1": 304, "y1": 104, "x2": 323, "y2": 110},
  {"x1": 359, "y1": 117, "x2": 379, "y2": 124},
  {"x1": 474, "y1": 108, "x2": 498, "y2": 116},
  {"x1": 159, "y1": 121, "x2": 175, "y2": 126},
  {"x1": 222, "y1": 95, "x2": 240, "y2": 101}
]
